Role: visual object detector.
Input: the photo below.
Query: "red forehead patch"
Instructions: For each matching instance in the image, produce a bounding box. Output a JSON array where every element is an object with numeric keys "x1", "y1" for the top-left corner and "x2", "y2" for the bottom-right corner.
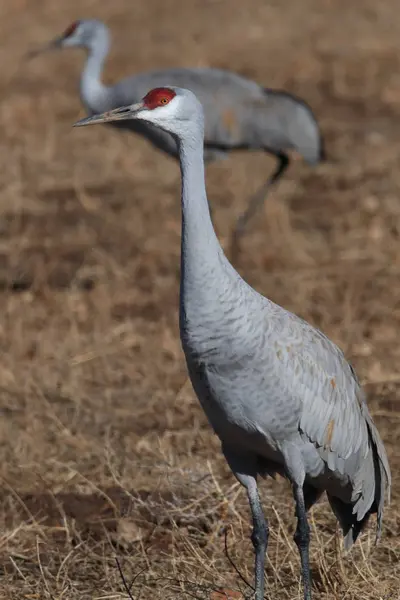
[
  {"x1": 143, "y1": 88, "x2": 176, "y2": 110},
  {"x1": 63, "y1": 21, "x2": 79, "y2": 38}
]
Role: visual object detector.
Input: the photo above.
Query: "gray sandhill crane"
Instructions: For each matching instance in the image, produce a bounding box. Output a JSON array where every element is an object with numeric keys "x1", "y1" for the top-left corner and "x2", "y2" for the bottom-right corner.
[
  {"x1": 32, "y1": 18, "x2": 325, "y2": 258},
  {"x1": 73, "y1": 88, "x2": 390, "y2": 600}
]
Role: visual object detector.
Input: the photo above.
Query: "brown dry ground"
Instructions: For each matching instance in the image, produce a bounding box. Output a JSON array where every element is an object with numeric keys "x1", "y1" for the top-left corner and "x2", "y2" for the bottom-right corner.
[{"x1": 0, "y1": 0, "x2": 399, "y2": 598}]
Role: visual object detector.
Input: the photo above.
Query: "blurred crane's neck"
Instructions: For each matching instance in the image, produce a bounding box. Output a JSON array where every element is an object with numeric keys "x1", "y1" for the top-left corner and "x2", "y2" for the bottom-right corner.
[{"x1": 80, "y1": 32, "x2": 112, "y2": 114}]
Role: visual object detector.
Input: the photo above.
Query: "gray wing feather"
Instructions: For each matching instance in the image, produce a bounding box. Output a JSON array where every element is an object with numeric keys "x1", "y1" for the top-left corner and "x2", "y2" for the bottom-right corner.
[
  {"x1": 265, "y1": 304, "x2": 391, "y2": 549},
  {"x1": 272, "y1": 311, "x2": 369, "y2": 463},
  {"x1": 269, "y1": 306, "x2": 390, "y2": 532}
]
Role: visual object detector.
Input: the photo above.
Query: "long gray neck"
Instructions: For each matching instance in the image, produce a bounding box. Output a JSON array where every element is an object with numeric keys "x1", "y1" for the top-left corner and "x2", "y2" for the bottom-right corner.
[
  {"x1": 80, "y1": 33, "x2": 111, "y2": 113},
  {"x1": 178, "y1": 130, "x2": 232, "y2": 305}
]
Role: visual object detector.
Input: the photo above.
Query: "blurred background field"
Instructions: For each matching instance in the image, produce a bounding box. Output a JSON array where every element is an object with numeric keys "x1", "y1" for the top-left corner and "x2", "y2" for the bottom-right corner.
[{"x1": 0, "y1": 0, "x2": 399, "y2": 598}]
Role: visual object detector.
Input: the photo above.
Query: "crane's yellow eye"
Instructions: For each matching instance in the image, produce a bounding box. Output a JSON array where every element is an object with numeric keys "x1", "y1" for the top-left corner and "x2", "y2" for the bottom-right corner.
[{"x1": 159, "y1": 97, "x2": 168, "y2": 105}]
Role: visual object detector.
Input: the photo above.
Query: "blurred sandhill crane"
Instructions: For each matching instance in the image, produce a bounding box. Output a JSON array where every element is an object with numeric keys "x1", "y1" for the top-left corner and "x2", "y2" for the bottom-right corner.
[
  {"x1": 31, "y1": 18, "x2": 325, "y2": 258},
  {"x1": 74, "y1": 87, "x2": 390, "y2": 600}
]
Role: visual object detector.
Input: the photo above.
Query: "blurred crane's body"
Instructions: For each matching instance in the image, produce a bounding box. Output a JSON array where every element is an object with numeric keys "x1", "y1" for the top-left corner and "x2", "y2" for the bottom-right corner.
[
  {"x1": 74, "y1": 87, "x2": 390, "y2": 600},
  {"x1": 33, "y1": 19, "x2": 325, "y2": 256}
]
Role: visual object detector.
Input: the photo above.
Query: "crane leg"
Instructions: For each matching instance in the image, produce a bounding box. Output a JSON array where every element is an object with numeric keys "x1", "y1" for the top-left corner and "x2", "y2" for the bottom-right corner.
[
  {"x1": 247, "y1": 477, "x2": 269, "y2": 600},
  {"x1": 222, "y1": 447, "x2": 268, "y2": 600},
  {"x1": 230, "y1": 152, "x2": 289, "y2": 262},
  {"x1": 293, "y1": 483, "x2": 312, "y2": 600}
]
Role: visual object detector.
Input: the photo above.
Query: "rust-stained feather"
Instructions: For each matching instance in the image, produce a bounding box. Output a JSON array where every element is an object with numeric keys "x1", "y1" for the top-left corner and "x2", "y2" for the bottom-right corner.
[{"x1": 324, "y1": 419, "x2": 335, "y2": 448}]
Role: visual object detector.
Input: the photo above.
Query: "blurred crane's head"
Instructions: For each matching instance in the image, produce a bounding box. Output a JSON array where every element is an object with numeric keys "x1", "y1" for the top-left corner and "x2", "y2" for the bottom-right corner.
[
  {"x1": 73, "y1": 87, "x2": 205, "y2": 139},
  {"x1": 27, "y1": 19, "x2": 110, "y2": 58}
]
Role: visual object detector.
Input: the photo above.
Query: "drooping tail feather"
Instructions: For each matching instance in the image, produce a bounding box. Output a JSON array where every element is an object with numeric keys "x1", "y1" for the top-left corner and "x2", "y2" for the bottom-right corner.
[
  {"x1": 327, "y1": 411, "x2": 391, "y2": 551},
  {"x1": 364, "y1": 411, "x2": 391, "y2": 540},
  {"x1": 262, "y1": 88, "x2": 324, "y2": 165},
  {"x1": 327, "y1": 494, "x2": 376, "y2": 551}
]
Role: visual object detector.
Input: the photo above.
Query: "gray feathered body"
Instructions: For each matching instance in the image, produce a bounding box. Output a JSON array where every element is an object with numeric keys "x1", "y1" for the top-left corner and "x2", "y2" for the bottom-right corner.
[
  {"x1": 180, "y1": 244, "x2": 390, "y2": 549},
  {"x1": 86, "y1": 66, "x2": 323, "y2": 164},
  {"x1": 170, "y1": 96, "x2": 390, "y2": 549}
]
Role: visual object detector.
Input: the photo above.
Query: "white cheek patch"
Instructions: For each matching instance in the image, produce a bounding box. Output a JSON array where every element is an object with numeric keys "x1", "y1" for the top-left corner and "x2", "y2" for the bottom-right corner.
[{"x1": 141, "y1": 96, "x2": 179, "y2": 123}]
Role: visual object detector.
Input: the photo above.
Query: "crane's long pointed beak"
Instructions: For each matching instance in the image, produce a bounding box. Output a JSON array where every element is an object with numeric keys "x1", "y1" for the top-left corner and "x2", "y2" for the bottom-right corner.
[
  {"x1": 72, "y1": 102, "x2": 145, "y2": 127},
  {"x1": 25, "y1": 37, "x2": 64, "y2": 61}
]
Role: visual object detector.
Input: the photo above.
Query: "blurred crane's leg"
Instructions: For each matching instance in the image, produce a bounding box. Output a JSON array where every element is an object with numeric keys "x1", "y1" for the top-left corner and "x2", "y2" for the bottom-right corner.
[
  {"x1": 230, "y1": 152, "x2": 289, "y2": 262},
  {"x1": 293, "y1": 483, "x2": 312, "y2": 600}
]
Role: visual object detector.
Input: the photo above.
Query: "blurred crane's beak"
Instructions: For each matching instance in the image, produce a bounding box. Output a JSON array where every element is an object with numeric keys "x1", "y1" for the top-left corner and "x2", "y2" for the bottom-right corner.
[
  {"x1": 72, "y1": 103, "x2": 145, "y2": 127},
  {"x1": 25, "y1": 36, "x2": 64, "y2": 60}
]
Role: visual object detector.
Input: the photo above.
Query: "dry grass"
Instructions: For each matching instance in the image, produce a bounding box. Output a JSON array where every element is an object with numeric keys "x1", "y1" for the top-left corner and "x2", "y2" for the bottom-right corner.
[{"x1": 0, "y1": 0, "x2": 399, "y2": 598}]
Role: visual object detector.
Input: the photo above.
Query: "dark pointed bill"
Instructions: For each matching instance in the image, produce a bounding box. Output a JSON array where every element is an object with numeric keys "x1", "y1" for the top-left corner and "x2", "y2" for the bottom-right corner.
[
  {"x1": 73, "y1": 102, "x2": 144, "y2": 127},
  {"x1": 25, "y1": 37, "x2": 64, "y2": 61}
]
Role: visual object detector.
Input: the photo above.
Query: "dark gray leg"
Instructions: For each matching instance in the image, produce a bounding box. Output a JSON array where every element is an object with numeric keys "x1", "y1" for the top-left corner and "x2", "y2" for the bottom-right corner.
[
  {"x1": 293, "y1": 483, "x2": 312, "y2": 600},
  {"x1": 223, "y1": 448, "x2": 268, "y2": 600},
  {"x1": 247, "y1": 477, "x2": 269, "y2": 600},
  {"x1": 230, "y1": 152, "x2": 289, "y2": 261}
]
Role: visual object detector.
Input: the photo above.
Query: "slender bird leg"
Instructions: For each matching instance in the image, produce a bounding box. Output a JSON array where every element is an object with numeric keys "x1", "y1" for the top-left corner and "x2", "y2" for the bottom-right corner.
[
  {"x1": 247, "y1": 477, "x2": 269, "y2": 600},
  {"x1": 222, "y1": 448, "x2": 268, "y2": 600},
  {"x1": 293, "y1": 483, "x2": 312, "y2": 600},
  {"x1": 230, "y1": 152, "x2": 289, "y2": 262}
]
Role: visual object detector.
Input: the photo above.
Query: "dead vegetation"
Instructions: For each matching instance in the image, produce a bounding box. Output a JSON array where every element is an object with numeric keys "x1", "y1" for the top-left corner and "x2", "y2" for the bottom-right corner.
[{"x1": 0, "y1": 0, "x2": 399, "y2": 598}]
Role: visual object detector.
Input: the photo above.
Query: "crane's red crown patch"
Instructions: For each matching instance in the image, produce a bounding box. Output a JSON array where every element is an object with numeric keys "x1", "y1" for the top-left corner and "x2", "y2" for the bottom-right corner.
[
  {"x1": 64, "y1": 21, "x2": 80, "y2": 38},
  {"x1": 143, "y1": 88, "x2": 176, "y2": 110}
]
